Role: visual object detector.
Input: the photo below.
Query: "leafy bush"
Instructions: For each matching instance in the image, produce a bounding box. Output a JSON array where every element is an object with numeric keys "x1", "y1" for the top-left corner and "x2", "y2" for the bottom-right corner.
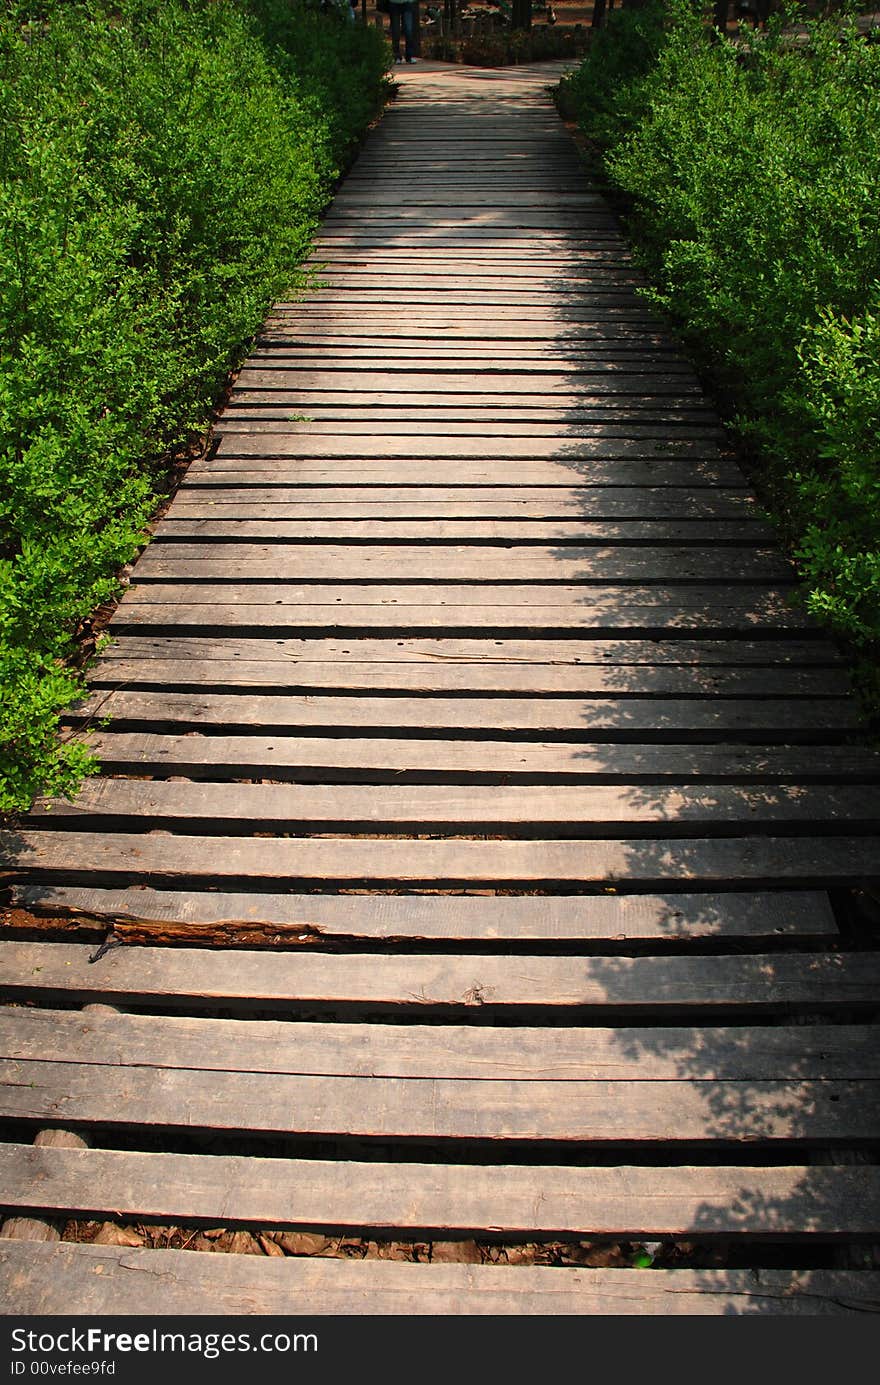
[
  {"x1": 558, "y1": 3, "x2": 880, "y2": 689},
  {"x1": 0, "y1": 0, "x2": 388, "y2": 812},
  {"x1": 555, "y1": 2, "x2": 669, "y2": 136}
]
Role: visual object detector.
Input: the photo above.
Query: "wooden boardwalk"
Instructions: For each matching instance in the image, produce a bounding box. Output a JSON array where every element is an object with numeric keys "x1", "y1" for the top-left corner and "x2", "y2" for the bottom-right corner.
[{"x1": 2, "y1": 61, "x2": 880, "y2": 1315}]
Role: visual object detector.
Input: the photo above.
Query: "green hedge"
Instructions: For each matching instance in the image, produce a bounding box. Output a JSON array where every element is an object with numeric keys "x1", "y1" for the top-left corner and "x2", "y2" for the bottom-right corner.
[
  {"x1": 558, "y1": 4, "x2": 880, "y2": 700},
  {"x1": 0, "y1": 0, "x2": 389, "y2": 812}
]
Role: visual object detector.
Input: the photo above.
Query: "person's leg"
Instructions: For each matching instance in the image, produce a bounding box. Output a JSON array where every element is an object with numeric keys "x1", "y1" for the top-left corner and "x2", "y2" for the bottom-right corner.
[
  {"x1": 403, "y1": 3, "x2": 416, "y2": 61},
  {"x1": 390, "y1": 6, "x2": 402, "y2": 60}
]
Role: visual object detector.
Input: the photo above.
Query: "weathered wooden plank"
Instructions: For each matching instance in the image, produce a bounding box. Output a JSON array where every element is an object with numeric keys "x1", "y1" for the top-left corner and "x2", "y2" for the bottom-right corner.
[
  {"x1": 97, "y1": 634, "x2": 845, "y2": 667},
  {"x1": 167, "y1": 488, "x2": 758, "y2": 518},
  {"x1": 249, "y1": 343, "x2": 668, "y2": 358},
  {"x1": 1, "y1": 1059, "x2": 876, "y2": 1144},
  {"x1": 154, "y1": 518, "x2": 769, "y2": 546},
  {"x1": 275, "y1": 302, "x2": 655, "y2": 320},
  {"x1": 3, "y1": 1243, "x2": 876, "y2": 1316},
  {"x1": 8, "y1": 886, "x2": 839, "y2": 944},
  {"x1": 211, "y1": 433, "x2": 713, "y2": 457},
  {"x1": 302, "y1": 288, "x2": 649, "y2": 305},
  {"x1": 263, "y1": 319, "x2": 675, "y2": 341},
  {"x1": 61, "y1": 691, "x2": 857, "y2": 737},
  {"x1": 3, "y1": 943, "x2": 875, "y2": 1012},
  {"x1": 88, "y1": 658, "x2": 852, "y2": 697},
  {"x1": 227, "y1": 390, "x2": 711, "y2": 411},
  {"x1": 325, "y1": 190, "x2": 609, "y2": 205},
  {"x1": 220, "y1": 414, "x2": 713, "y2": 434},
  {"x1": 223, "y1": 405, "x2": 720, "y2": 423},
  {"x1": 311, "y1": 233, "x2": 627, "y2": 249},
  {"x1": 34, "y1": 779, "x2": 877, "y2": 835},
  {"x1": 233, "y1": 369, "x2": 701, "y2": 396},
  {"x1": 4, "y1": 1010, "x2": 877, "y2": 1082},
  {"x1": 76, "y1": 733, "x2": 879, "y2": 782},
  {"x1": 213, "y1": 418, "x2": 714, "y2": 436},
  {"x1": 110, "y1": 606, "x2": 811, "y2": 635},
  {"x1": 112, "y1": 591, "x2": 810, "y2": 634},
  {"x1": 193, "y1": 458, "x2": 735, "y2": 485},
  {"x1": 4, "y1": 830, "x2": 879, "y2": 890},
  {"x1": 243, "y1": 352, "x2": 693, "y2": 373},
  {"x1": 133, "y1": 546, "x2": 791, "y2": 584},
  {"x1": 302, "y1": 278, "x2": 650, "y2": 296},
  {"x1": 118, "y1": 581, "x2": 799, "y2": 610},
  {"x1": 3, "y1": 1145, "x2": 876, "y2": 1240}
]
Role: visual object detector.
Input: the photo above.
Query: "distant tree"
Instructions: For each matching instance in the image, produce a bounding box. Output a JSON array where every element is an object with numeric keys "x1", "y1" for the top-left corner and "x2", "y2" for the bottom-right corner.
[{"x1": 511, "y1": 0, "x2": 532, "y2": 29}]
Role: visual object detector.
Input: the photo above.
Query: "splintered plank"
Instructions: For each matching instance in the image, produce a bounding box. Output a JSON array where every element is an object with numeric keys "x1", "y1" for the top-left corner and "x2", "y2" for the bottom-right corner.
[
  {"x1": 4, "y1": 1010, "x2": 878, "y2": 1081},
  {"x1": 9, "y1": 886, "x2": 838, "y2": 946},
  {"x1": 63, "y1": 691, "x2": 859, "y2": 736},
  {"x1": 32, "y1": 780, "x2": 879, "y2": 836},
  {"x1": 3, "y1": 1145, "x2": 878, "y2": 1240},
  {"x1": 132, "y1": 546, "x2": 792, "y2": 584},
  {"x1": 1, "y1": 1060, "x2": 877, "y2": 1145},
  {"x1": 2, "y1": 1244, "x2": 877, "y2": 1316},
  {"x1": 1, "y1": 943, "x2": 875, "y2": 1013}
]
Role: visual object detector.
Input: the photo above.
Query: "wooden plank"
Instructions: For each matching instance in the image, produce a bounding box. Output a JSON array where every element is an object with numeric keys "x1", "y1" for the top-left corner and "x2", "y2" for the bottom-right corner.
[
  {"x1": 217, "y1": 412, "x2": 715, "y2": 434},
  {"x1": 4, "y1": 1145, "x2": 877, "y2": 1240},
  {"x1": 212, "y1": 418, "x2": 715, "y2": 436},
  {"x1": 61, "y1": 691, "x2": 858, "y2": 737},
  {"x1": 212, "y1": 430, "x2": 713, "y2": 453},
  {"x1": 222, "y1": 405, "x2": 720, "y2": 422},
  {"x1": 1, "y1": 1059, "x2": 877, "y2": 1144},
  {"x1": 97, "y1": 634, "x2": 845, "y2": 667},
  {"x1": 8, "y1": 886, "x2": 839, "y2": 944},
  {"x1": 252, "y1": 332, "x2": 664, "y2": 346},
  {"x1": 4, "y1": 1010, "x2": 877, "y2": 1082},
  {"x1": 2, "y1": 944, "x2": 875, "y2": 1013},
  {"x1": 34, "y1": 779, "x2": 878, "y2": 835},
  {"x1": 3, "y1": 1244, "x2": 877, "y2": 1315},
  {"x1": 233, "y1": 369, "x2": 701, "y2": 396},
  {"x1": 77, "y1": 733, "x2": 879, "y2": 782},
  {"x1": 227, "y1": 391, "x2": 711, "y2": 411},
  {"x1": 154, "y1": 518, "x2": 770, "y2": 545},
  {"x1": 244, "y1": 351, "x2": 693, "y2": 372},
  {"x1": 112, "y1": 592, "x2": 810, "y2": 635},
  {"x1": 117, "y1": 583, "x2": 800, "y2": 612},
  {"x1": 310, "y1": 233, "x2": 627, "y2": 248},
  {"x1": 262, "y1": 320, "x2": 675, "y2": 341},
  {"x1": 133, "y1": 547, "x2": 792, "y2": 584},
  {"x1": 85, "y1": 657, "x2": 852, "y2": 698},
  {"x1": 273, "y1": 303, "x2": 657, "y2": 321},
  {"x1": 3, "y1": 830, "x2": 879, "y2": 890},
  {"x1": 194, "y1": 459, "x2": 736, "y2": 485},
  {"x1": 166, "y1": 489, "x2": 759, "y2": 518},
  {"x1": 301, "y1": 287, "x2": 649, "y2": 304},
  {"x1": 326, "y1": 191, "x2": 609, "y2": 205}
]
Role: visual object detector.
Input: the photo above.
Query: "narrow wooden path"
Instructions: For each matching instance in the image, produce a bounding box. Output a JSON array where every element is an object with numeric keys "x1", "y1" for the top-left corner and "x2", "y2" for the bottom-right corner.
[{"x1": 2, "y1": 61, "x2": 880, "y2": 1316}]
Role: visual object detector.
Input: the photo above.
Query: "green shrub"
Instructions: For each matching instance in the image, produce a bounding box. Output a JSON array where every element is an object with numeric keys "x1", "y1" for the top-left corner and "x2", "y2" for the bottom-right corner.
[
  {"x1": 559, "y1": 3, "x2": 880, "y2": 692},
  {"x1": 555, "y1": 2, "x2": 669, "y2": 135},
  {"x1": 0, "y1": 0, "x2": 388, "y2": 812}
]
